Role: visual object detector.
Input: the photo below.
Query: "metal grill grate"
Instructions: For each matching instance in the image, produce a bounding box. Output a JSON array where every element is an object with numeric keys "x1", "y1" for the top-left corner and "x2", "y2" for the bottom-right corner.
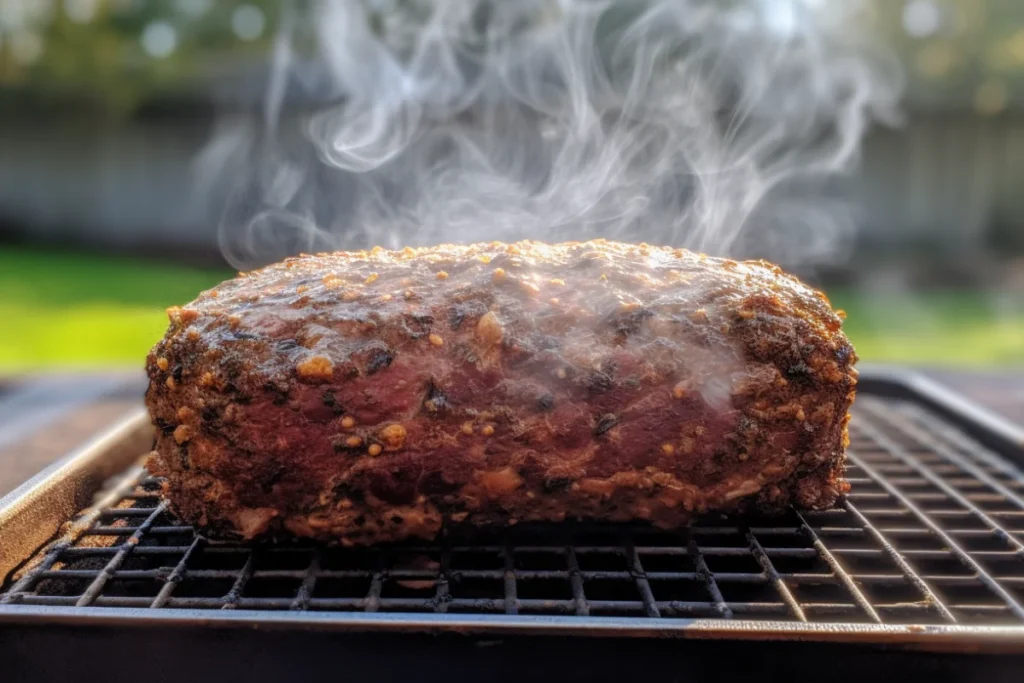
[{"x1": 4, "y1": 395, "x2": 1024, "y2": 626}]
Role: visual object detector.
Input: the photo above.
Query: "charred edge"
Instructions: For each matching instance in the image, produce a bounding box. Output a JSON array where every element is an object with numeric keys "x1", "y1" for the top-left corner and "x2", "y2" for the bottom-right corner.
[
  {"x1": 333, "y1": 440, "x2": 364, "y2": 454},
  {"x1": 265, "y1": 382, "x2": 290, "y2": 405},
  {"x1": 154, "y1": 418, "x2": 175, "y2": 435},
  {"x1": 449, "y1": 308, "x2": 465, "y2": 330},
  {"x1": 612, "y1": 307, "x2": 655, "y2": 338},
  {"x1": 322, "y1": 390, "x2": 345, "y2": 415},
  {"x1": 223, "y1": 362, "x2": 243, "y2": 381},
  {"x1": 586, "y1": 371, "x2": 614, "y2": 394},
  {"x1": 595, "y1": 413, "x2": 619, "y2": 436},
  {"x1": 275, "y1": 339, "x2": 300, "y2": 352},
  {"x1": 260, "y1": 469, "x2": 284, "y2": 494},
  {"x1": 543, "y1": 477, "x2": 574, "y2": 493},
  {"x1": 786, "y1": 362, "x2": 812, "y2": 380},
  {"x1": 332, "y1": 482, "x2": 365, "y2": 504},
  {"x1": 835, "y1": 345, "x2": 853, "y2": 365},
  {"x1": 399, "y1": 313, "x2": 434, "y2": 340},
  {"x1": 420, "y1": 471, "x2": 459, "y2": 497},
  {"x1": 177, "y1": 446, "x2": 190, "y2": 470},
  {"x1": 333, "y1": 363, "x2": 360, "y2": 381},
  {"x1": 366, "y1": 348, "x2": 394, "y2": 375},
  {"x1": 424, "y1": 380, "x2": 449, "y2": 414}
]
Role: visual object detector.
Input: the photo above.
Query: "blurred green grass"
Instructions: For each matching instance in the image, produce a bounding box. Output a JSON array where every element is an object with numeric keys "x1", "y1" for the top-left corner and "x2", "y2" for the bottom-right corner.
[
  {"x1": 1, "y1": 246, "x2": 1022, "y2": 371},
  {"x1": 1, "y1": 247, "x2": 231, "y2": 371},
  {"x1": 828, "y1": 290, "x2": 1024, "y2": 366}
]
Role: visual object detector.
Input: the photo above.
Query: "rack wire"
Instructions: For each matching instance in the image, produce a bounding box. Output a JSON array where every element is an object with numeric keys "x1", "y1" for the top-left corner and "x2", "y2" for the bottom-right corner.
[{"x1": 3, "y1": 395, "x2": 1024, "y2": 626}]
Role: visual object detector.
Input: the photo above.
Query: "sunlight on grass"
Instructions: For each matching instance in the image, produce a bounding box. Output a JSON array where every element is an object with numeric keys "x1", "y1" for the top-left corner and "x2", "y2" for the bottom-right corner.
[
  {"x1": 2, "y1": 246, "x2": 1022, "y2": 370},
  {"x1": 0, "y1": 304, "x2": 174, "y2": 369},
  {"x1": 1, "y1": 246, "x2": 231, "y2": 372},
  {"x1": 831, "y1": 290, "x2": 1024, "y2": 367}
]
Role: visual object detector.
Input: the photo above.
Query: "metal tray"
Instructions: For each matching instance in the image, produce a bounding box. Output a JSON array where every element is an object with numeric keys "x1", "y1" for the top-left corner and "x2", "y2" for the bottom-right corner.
[{"x1": 2, "y1": 369, "x2": 1024, "y2": 681}]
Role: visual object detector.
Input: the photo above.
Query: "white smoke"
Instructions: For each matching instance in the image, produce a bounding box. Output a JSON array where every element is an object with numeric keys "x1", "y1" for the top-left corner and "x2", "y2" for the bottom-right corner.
[{"x1": 198, "y1": 0, "x2": 902, "y2": 270}]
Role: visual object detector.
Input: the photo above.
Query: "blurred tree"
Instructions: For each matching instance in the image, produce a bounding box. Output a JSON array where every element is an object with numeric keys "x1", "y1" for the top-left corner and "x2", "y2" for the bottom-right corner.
[
  {"x1": 0, "y1": 0, "x2": 279, "y2": 116},
  {"x1": 874, "y1": 0, "x2": 1024, "y2": 115},
  {"x1": 4, "y1": 0, "x2": 1024, "y2": 118}
]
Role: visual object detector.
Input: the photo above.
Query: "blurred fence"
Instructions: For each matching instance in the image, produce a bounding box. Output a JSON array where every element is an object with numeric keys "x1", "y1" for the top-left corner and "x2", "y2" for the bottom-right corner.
[
  {"x1": 1, "y1": 113, "x2": 1023, "y2": 265},
  {"x1": 857, "y1": 115, "x2": 1024, "y2": 255},
  {"x1": 0, "y1": 119, "x2": 213, "y2": 254}
]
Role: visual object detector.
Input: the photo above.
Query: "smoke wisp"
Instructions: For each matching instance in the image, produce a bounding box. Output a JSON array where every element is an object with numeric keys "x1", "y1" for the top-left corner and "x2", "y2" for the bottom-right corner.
[{"x1": 199, "y1": 0, "x2": 903, "y2": 271}]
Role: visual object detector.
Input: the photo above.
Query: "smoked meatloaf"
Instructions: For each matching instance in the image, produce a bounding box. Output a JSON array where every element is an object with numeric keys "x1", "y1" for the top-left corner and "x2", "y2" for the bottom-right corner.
[{"x1": 145, "y1": 239, "x2": 857, "y2": 544}]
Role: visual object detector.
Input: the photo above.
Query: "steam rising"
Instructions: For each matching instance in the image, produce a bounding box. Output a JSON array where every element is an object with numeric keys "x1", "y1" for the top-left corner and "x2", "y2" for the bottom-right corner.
[{"x1": 200, "y1": 0, "x2": 902, "y2": 271}]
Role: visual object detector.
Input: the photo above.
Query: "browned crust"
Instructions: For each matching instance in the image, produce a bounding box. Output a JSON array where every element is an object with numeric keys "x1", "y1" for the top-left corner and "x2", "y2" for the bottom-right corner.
[{"x1": 144, "y1": 239, "x2": 856, "y2": 544}]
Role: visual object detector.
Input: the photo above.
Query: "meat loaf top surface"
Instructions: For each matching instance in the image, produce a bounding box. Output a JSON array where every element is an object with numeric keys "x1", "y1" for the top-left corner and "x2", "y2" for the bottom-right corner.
[{"x1": 145, "y1": 239, "x2": 857, "y2": 544}]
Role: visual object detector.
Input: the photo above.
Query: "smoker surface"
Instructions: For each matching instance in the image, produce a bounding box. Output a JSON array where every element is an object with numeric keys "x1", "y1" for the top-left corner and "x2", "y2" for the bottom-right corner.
[{"x1": 3, "y1": 372, "x2": 1024, "y2": 653}]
